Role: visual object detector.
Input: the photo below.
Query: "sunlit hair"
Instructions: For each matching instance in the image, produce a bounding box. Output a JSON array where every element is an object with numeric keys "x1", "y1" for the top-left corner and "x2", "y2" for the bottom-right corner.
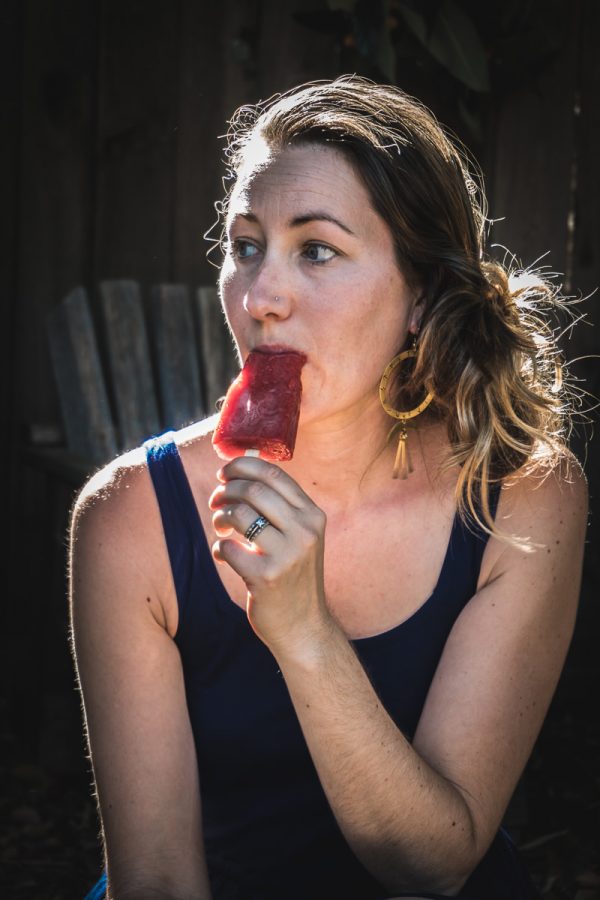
[{"x1": 211, "y1": 74, "x2": 588, "y2": 549}]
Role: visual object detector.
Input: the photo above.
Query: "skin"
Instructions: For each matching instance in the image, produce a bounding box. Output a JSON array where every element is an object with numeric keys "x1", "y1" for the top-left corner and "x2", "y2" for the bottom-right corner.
[{"x1": 70, "y1": 142, "x2": 589, "y2": 899}]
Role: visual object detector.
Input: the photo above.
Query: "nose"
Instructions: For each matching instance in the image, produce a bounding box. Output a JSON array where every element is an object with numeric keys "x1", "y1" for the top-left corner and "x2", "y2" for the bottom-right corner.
[
  {"x1": 243, "y1": 289, "x2": 292, "y2": 321},
  {"x1": 243, "y1": 254, "x2": 293, "y2": 321}
]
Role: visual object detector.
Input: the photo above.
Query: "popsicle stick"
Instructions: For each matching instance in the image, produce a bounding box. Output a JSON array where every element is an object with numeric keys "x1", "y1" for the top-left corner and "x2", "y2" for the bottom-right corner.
[{"x1": 245, "y1": 449, "x2": 260, "y2": 457}]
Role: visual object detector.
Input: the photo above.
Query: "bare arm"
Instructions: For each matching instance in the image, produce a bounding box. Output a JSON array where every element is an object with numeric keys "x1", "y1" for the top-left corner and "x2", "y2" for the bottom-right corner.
[
  {"x1": 70, "y1": 455, "x2": 213, "y2": 900},
  {"x1": 211, "y1": 455, "x2": 588, "y2": 895},
  {"x1": 278, "y1": 462, "x2": 587, "y2": 894}
]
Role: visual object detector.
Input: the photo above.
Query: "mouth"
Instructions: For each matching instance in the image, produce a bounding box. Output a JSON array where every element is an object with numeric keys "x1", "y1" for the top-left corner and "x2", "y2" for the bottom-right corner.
[{"x1": 251, "y1": 343, "x2": 305, "y2": 356}]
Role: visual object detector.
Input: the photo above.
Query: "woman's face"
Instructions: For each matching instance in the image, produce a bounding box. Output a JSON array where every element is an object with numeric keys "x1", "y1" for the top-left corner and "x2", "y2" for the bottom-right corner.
[{"x1": 220, "y1": 139, "x2": 422, "y2": 429}]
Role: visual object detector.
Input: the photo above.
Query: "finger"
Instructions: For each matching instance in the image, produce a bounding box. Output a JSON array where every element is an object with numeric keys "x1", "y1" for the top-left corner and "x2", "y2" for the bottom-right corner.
[
  {"x1": 211, "y1": 505, "x2": 235, "y2": 537},
  {"x1": 212, "y1": 538, "x2": 268, "y2": 580},
  {"x1": 216, "y1": 457, "x2": 312, "y2": 509},
  {"x1": 209, "y1": 479, "x2": 293, "y2": 533},
  {"x1": 212, "y1": 503, "x2": 282, "y2": 543}
]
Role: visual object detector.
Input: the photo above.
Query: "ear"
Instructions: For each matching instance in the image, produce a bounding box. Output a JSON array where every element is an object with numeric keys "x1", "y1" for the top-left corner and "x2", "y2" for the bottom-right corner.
[{"x1": 409, "y1": 296, "x2": 425, "y2": 335}]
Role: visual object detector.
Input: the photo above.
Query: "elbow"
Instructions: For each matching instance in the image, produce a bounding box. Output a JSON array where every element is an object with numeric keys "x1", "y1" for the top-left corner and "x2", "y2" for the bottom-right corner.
[
  {"x1": 396, "y1": 866, "x2": 473, "y2": 898},
  {"x1": 422, "y1": 827, "x2": 483, "y2": 895},
  {"x1": 375, "y1": 829, "x2": 483, "y2": 897},
  {"x1": 382, "y1": 859, "x2": 477, "y2": 899},
  {"x1": 355, "y1": 792, "x2": 486, "y2": 896},
  {"x1": 437, "y1": 844, "x2": 483, "y2": 895},
  {"x1": 423, "y1": 861, "x2": 477, "y2": 897},
  {"x1": 420, "y1": 793, "x2": 486, "y2": 895}
]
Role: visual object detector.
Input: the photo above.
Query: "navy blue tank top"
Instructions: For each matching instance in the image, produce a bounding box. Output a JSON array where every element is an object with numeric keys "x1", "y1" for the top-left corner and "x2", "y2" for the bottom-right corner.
[{"x1": 144, "y1": 432, "x2": 538, "y2": 900}]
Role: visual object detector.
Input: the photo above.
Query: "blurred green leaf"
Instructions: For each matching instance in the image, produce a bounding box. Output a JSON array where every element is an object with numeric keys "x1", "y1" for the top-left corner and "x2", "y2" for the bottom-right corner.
[
  {"x1": 458, "y1": 96, "x2": 483, "y2": 143},
  {"x1": 293, "y1": 9, "x2": 353, "y2": 37},
  {"x1": 349, "y1": 0, "x2": 397, "y2": 83},
  {"x1": 325, "y1": 0, "x2": 355, "y2": 11},
  {"x1": 428, "y1": 0, "x2": 490, "y2": 92},
  {"x1": 395, "y1": 3, "x2": 428, "y2": 45},
  {"x1": 377, "y1": 24, "x2": 397, "y2": 82}
]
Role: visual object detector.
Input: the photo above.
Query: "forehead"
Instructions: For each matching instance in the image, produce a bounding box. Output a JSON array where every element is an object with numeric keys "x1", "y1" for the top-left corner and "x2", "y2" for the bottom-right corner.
[{"x1": 226, "y1": 140, "x2": 376, "y2": 231}]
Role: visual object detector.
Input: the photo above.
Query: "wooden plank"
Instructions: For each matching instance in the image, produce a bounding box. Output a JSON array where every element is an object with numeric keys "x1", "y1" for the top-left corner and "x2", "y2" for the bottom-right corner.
[
  {"x1": 567, "y1": 0, "x2": 600, "y2": 656},
  {"x1": 174, "y1": 0, "x2": 227, "y2": 286},
  {"x1": 1, "y1": 0, "x2": 22, "y2": 559},
  {"x1": 93, "y1": 0, "x2": 179, "y2": 287},
  {"x1": 16, "y1": 0, "x2": 97, "y2": 429},
  {"x1": 150, "y1": 283, "x2": 205, "y2": 429},
  {"x1": 572, "y1": 0, "x2": 600, "y2": 360},
  {"x1": 2, "y1": 0, "x2": 27, "y2": 750},
  {"x1": 100, "y1": 279, "x2": 160, "y2": 449},
  {"x1": 21, "y1": 445, "x2": 97, "y2": 487},
  {"x1": 489, "y1": 11, "x2": 578, "y2": 278},
  {"x1": 219, "y1": 0, "x2": 263, "y2": 117},
  {"x1": 47, "y1": 286, "x2": 117, "y2": 464},
  {"x1": 256, "y1": 0, "x2": 336, "y2": 98},
  {"x1": 195, "y1": 286, "x2": 239, "y2": 413}
]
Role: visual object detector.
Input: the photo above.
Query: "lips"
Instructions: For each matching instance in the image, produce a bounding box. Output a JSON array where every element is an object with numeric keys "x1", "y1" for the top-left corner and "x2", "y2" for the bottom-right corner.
[{"x1": 252, "y1": 343, "x2": 304, "y2": 356}]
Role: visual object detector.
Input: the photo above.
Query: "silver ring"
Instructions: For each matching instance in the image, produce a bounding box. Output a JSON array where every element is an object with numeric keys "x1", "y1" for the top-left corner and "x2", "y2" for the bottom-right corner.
[{"x1": 244, "y1": 515, "x2": 271, "y2": 542}]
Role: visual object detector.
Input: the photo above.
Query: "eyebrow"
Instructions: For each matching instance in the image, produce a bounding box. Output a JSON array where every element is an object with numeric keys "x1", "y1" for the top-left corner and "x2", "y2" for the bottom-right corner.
[{"x1": 235, "y1": 210, "x2": 356, "y2": 236}]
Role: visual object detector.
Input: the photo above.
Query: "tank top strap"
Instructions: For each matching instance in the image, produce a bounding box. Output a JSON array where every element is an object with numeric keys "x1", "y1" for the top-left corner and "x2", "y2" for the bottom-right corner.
[{"x1": 144, "y1": 431, "x2": 206, "y2": 619}]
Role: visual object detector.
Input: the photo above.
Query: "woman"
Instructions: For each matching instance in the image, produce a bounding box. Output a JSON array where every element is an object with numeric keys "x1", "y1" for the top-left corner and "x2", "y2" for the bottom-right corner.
[{"x1": 72, "y1": 76, "x2": 588, "y2": 900}]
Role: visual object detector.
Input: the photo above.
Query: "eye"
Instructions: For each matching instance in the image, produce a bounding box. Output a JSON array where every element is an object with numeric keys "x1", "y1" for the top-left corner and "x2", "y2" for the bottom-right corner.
[
  {"x1": 303, "y1": 243, "x2": 338, "y2": 265},
  {"x1": 230, "y1": 239, "x2": 260, "y2": 260}
]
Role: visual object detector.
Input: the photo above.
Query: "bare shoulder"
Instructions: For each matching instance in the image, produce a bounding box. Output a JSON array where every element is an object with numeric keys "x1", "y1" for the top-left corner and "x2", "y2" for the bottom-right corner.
[
  {"x1": 74, "y1": 413, "x2": 220, "y2": 524},
  {"x1": 70, "y1": 415, "x2": 222, "y2": 628},
  {"x1": 477, "y1": 448, "x2": 589, "y2": 647},
  {"x1": 485, "y1": 448, "x2": 589, "y2": 577},
  {"x1": 501, "y1": 447, "x2": 588, "y2": 516},
  {"x1": 69, "y1": 442, "x2": 168, "y2": 635},
  {"x1": 72, "y1": 442, "x2": 157, "y2": 563}
]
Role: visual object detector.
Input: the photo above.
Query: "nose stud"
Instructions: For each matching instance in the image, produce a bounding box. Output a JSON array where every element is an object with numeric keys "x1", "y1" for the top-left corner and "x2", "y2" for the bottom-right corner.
[{"x1": 274, "y1": 296, "x2": 281, "y2": 302}]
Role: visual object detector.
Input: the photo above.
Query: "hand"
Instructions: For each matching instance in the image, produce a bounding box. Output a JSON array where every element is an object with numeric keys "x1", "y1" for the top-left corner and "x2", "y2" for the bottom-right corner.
[{"x1": 208, "y1": 456, "x2": 335, "y2": 657}]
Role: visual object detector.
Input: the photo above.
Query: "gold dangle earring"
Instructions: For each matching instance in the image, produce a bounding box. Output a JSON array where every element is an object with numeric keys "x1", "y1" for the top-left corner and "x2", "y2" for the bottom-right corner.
[{"x1": 379, "y1": 334, "x2": 434, "y2": 479}]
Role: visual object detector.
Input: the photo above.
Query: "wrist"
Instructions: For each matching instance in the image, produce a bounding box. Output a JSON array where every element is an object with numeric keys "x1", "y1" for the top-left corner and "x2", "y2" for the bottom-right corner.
[{"x1": 272, "y1": 610, "x2": 346, "y2": 671}]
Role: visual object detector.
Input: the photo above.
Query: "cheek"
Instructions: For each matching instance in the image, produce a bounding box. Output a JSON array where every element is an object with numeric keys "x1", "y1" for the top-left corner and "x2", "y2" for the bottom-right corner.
[
  {"x1": 219, "y1": 255, "x2": 236, "y2": 297},
  {"x1": 337, "y1": 279, "x2": 406, "y2": 345},
  {"x1": 333, "y1": 295, "x2": 408, "y2": 377},
  {"x1": 219, "y1": 260, "x2": 243, "y2": 323}
]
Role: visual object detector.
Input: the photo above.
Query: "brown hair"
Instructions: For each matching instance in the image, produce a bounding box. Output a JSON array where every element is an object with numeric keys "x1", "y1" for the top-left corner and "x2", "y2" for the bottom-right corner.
[{"x1": 214, "y1": 74, "x2": 583, "y2": 548}]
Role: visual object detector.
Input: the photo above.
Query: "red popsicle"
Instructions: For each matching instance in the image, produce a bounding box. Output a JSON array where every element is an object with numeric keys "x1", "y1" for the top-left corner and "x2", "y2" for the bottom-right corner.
[{"x1": 212, "y1": 349, "x2": 307, "y2": 462}]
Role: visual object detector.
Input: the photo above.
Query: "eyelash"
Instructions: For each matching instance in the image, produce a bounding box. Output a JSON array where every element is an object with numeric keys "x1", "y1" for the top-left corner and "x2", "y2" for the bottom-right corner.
[{"x1": 229, "y1": 239, "x2": 338, "y2": 266}]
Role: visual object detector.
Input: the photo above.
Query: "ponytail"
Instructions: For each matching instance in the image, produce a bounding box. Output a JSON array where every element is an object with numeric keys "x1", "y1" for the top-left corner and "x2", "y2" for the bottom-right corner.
[{"x1": 411, "y1": 257, "x2": 575, "y2": 549}]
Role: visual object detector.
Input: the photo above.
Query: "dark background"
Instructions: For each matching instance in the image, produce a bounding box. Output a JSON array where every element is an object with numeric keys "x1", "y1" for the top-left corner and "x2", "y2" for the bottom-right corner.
[{"x1": 2, "y1": 1, "x2": 599, "y2": 898}]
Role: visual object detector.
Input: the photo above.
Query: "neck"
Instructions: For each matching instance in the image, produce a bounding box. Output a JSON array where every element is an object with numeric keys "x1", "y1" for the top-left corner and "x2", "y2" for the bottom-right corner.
[{"x1": 281, "y1": 398, "x2": 445, "y2": 515}]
